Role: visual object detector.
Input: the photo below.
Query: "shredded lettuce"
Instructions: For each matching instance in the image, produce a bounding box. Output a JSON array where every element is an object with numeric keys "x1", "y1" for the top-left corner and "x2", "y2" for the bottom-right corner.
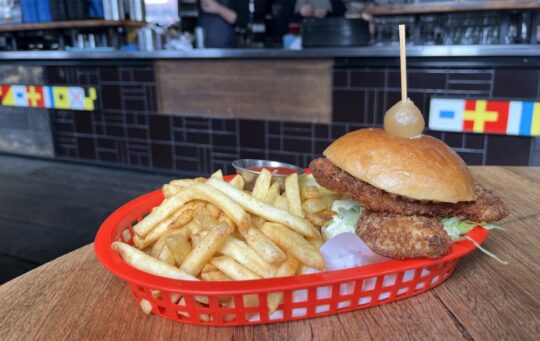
[
  {"x1": 441, "y1": 217, "x2": 477, "y2": 241},
  {"x1": 441, "y1": 217, "x2": 508, "y2": 265},
  {"x1": 322, "y1": 201, "x2": 363, "y2": 241},
  {"x1": 336, "y1": 206, "x2": 363, "y2": 226},
  {"x1": 464, "y1": 235, "x2": 509, "y2": 265}
]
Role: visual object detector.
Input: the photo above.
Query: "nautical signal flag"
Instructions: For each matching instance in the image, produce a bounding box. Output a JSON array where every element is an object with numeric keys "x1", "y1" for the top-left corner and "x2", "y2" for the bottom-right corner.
[
  {"x1": 0, "y1": 84, "x2": 97, "y2": 111},
  {"x1": 429, "y1": 98, "x2": 540, "y2": 137}
]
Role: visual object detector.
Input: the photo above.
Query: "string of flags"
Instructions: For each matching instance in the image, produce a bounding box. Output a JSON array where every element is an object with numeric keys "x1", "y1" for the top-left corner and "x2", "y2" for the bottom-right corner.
[
  {"x1": 0, "y1": 85, "x2": 97, "y2": 111},
  {"x1": 429, "y1": 98, "x2": 540, "y2": 137}
]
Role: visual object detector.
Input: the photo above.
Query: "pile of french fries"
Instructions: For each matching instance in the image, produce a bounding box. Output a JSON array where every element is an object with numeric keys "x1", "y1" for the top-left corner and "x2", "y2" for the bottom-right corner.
[{"x1": 112, "y1": 168, "x2": 340, "y2": 317}]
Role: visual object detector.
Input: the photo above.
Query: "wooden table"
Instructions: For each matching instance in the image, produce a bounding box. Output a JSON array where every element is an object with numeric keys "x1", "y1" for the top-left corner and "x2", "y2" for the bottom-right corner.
[{"x1": 1, "y1": 167, "x2": 539, "y2": 340}]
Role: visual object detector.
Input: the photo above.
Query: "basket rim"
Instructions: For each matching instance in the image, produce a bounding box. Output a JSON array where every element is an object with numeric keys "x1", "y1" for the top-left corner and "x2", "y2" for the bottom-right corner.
[{"x1": 94, "y1": 178, "x2": 489, "y2": 295}]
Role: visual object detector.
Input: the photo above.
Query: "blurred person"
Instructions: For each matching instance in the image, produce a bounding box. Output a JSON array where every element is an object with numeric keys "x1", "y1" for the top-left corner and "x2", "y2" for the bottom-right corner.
[
  {"x1": 295, "y1": 0, "x2": 346, "y2": 19},
  {"x1": 198, "y1": 0, "x2": 248, "y2": 48},
  {"x1": 273, "y1": 0, "x2": 347, "y2": 37}
]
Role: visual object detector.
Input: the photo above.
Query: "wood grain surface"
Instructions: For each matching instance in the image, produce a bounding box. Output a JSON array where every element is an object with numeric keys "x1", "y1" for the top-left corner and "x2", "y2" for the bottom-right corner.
[
  {"x1": 156, "y1": 60, "x2": 333, "y2": 123},
  {"x1": 0, "y1": 167, "x2": 539, "y2": 341}
]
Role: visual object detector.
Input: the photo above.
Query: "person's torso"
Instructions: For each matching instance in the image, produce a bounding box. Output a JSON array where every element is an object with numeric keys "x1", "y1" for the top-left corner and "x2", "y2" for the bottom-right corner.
[{"x1": 198, "y1": 0, "x2": 237, "y2": 48}]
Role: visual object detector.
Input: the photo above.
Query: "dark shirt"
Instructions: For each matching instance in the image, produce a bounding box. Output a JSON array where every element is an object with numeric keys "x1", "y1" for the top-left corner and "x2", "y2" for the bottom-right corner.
[
  {"x1": 329, "y1": 0, "x2": 346, "y2": 17},
  {"x1": 198, "y1": 0, "x2": 249, "y2": 48},
  {"x1": 273, "y1": 0, "x2": 347, "y2": 37}
]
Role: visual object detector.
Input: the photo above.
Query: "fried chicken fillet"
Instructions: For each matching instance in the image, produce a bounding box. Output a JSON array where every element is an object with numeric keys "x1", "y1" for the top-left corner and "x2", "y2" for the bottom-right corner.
[
  {"x1": 356, "y1": 212, "x2": 451, "y2": 259},
  {"x1": 310, "y1": 157, "x2": 509, "y2": 222}
]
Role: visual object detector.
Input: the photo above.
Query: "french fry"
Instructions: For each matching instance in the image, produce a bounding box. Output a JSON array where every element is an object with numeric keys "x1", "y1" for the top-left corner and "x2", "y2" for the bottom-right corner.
[
  {"x1": 135, "y1": 201, "x2": 203, "y2": 249},
  {"x1": 194, "y1": 209, "x2": 218, "y2": 232},
  {"x1": 163, "y1": 184, "x2": 182, "y2": 198},
  {"x1": 300, "y1": 185, "x2": 320, "y2": 201},
  {"x1": 220, "y1": 237, "x2": 277, "y2": 278},
  {"x1": 306, "y1": 210, "x2": 336, "y2": 227},
  {"x1": 210, "y1": 169, "x2": 223, "y2": 180},
  {"x1": 180, "y1": 222, "x2": 234, "y2": 276},
  {"x1": 209, "y1": 259, "x2": 259, "y2": 313},
  {"x1": 285, "y1": 173, "x2": 304, "y2": 217},
  {"x1": 140, "y1": 298, "x2": 153, "y2": 315},
  {"x1": 165, "y1": 234, "x2": 192, "y2": 265},
  {"x1": 112, "y1": 242, "x2": 198, "y2": 281},
  {"x1": 221, "y1": 298, "x2": 256, "y2": 317},
  {"x1": 205, "y1": 203, "x2": 221, "y2": 218},
  {"x1": 305, "y1": 213, "x2": 323, "y2": 226},
  {"x1": 170, "y1": 205, "x2": 201, "y2": 230},
  {"x1": 201, "y1": 270, "x2": 232, "y2": 282},
  {"x1": 318, "y1": 210, "x2": 336, "y2": 223},
  {"x1": 149, "y1": 208, "x2": 195, "y2": 257},
  {"x1": 307, "y1": 237, "x2": 324, "y2": 250},
  {"x1": 177, "y1": 297, "x2": 212, "y2": 321},
  {"x1": 239, "y1": 226, "x2": 286, "y2": 264},
  {"x1": 211, "y1": 256, "x2": 260, "y2": 280},
  {"x1": 200, "y1": 270, "x2": 234, "y2": 304},
  {"x1": 207, "y1": 178, "x2": 315, "y2": 238},
  {"x1": 299, "y1": 173, "x2": 335, "y2": 196},
  {"x1": 217, "y1": 213, "x2": 236, "y2": 230},
  {"x1": 231, "y1": 230, "x2": 243, "y2": 240},
  {"x1": 273, "y1": 195, "x2": 288, "y2": 211},
  {"x1": 267, "y1": 256, "x2": 300, "y2": 313},
  {"x1": 134, "y1": 183, "x2": 251, "y2": 237},
  {"x1": 164, "y1": 178, "x2": 208, "y2": 198},
  {"x1": 264, "y1": 182, "x2": 280, "y2": 204},
  {"x1": 201, "y1": 262, "x2": 218, "y2": 273},
  {"x1": 169, "y1": 177, "x2": 206, "y2": 187},
  {"x1": 185, "y1": 219, "x2": 204, "y2": 236},
  {"x1": 252, "y1": 168, "x2": 272, "y2": 200},
  {"x1": 191, "y1": 234, "x2": 202, "y2": 247},
  {"x1": 134, "y1": 207, "x2": 194, "y2": 250},
  {"x1": 250, "y1": 215, "x2": 266, "y2": 229},
  {"x1": 260, "y1": 223, "x2": 325, "y2": 270},
  {"x1": 310, "y1": 225, "x2": 324, "y2": 241},
  {"x1": 157, "y1": 245, "x2": 175, "y2": 265},
  {"x1": 298, "y1": 264, "x2": 314, "y2": 275},
  {"x1": 302, "y1": 195, "x2": 339, "y2": 214},
  {"x1": 150, "y1": 225, "x2": 189, "y2": 258},
  {"x1": 222, "y1": 302, "x2": 237, "y2": 322},
  {"x1": 229, "y1": 174, "x2": 245, "y2": 190}
]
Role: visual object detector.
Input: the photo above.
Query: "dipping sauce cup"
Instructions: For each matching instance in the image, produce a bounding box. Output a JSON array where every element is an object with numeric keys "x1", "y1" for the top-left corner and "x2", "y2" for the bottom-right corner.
[{"x1": 232, "y1": 159, "x2": 305, "y2": 190}]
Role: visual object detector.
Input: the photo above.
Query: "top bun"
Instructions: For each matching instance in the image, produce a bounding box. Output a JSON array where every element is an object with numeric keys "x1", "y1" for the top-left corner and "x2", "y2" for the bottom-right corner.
[{"x1": 323, "y1": 128, "x2": 475, "y2": 203}]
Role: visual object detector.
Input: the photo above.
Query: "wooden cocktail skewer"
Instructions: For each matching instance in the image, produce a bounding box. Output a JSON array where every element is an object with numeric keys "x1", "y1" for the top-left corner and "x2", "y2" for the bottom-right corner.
[
  {"x1": 399, "y1": 24, "x2": 407, "y2": 103},
  {"x1": 383, "y1": 24, "x2": 425, "y2": 138}
]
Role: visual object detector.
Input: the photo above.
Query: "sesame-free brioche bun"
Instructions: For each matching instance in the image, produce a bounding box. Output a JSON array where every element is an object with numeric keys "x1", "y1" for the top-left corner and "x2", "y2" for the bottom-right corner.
[{"x1": 323, "y1": 128, "x2": 475, "y2": 203}]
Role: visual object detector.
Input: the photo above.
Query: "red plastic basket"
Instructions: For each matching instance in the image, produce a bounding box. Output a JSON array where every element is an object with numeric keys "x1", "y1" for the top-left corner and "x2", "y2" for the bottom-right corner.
[{"x1": 95, "y1": 175, "x2": 489, "y2": 326}]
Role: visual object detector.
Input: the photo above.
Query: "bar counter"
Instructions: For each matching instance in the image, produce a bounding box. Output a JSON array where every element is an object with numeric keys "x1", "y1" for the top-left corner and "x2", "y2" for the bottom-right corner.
[
  {"x1": 0, "y1": 166, "x2": 538, "y2": 340},
  {"x1": 1, "y1": 45, "x2": 539, "y2": 60}
]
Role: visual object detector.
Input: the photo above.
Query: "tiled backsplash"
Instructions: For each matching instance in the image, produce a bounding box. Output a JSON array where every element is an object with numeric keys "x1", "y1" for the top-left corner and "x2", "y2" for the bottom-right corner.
[
  {"x1": 1, "y1": 61, "x2": 539, "y2": 174},
  {"x1": 53, "y1": 112, "x2": 350, "y2": 175},
  {"x1": 52, "y1": 111, "x2": 534, "y2": 175}
]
